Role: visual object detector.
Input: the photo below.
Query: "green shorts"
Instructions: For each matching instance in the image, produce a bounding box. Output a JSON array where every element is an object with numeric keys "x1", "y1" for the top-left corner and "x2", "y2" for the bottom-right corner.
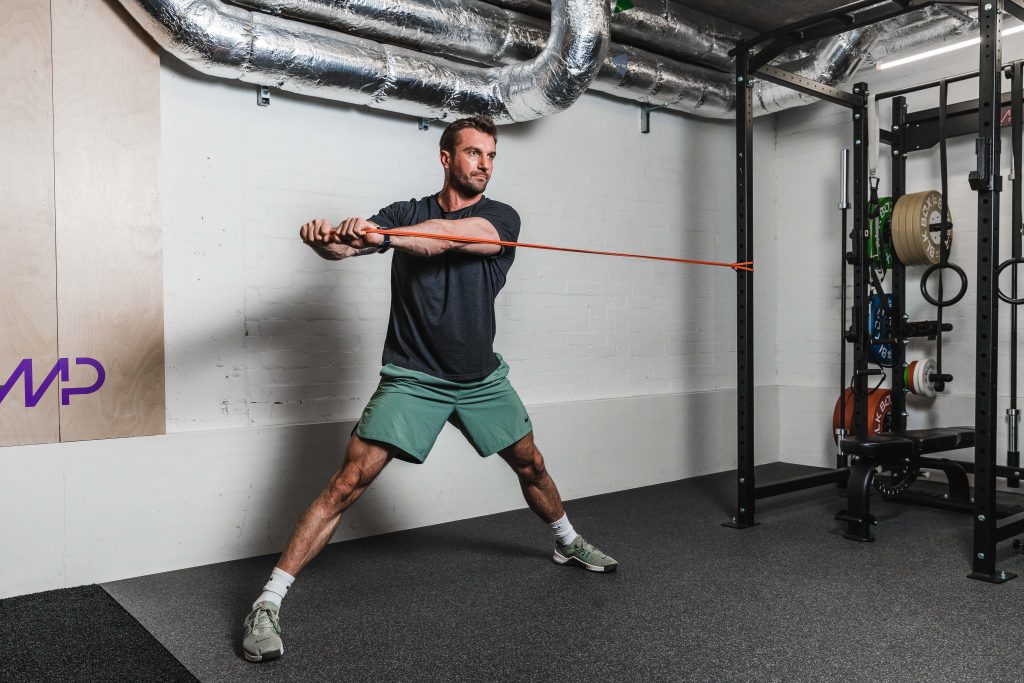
[{"x1": 354, "y1": 356, "x2": 533, "y2": 463}]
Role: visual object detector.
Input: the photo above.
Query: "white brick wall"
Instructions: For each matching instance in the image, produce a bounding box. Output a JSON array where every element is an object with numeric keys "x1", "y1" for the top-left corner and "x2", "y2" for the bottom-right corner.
[{"x1": 162, "y1": 60, "x2": 778, "y2": 430}]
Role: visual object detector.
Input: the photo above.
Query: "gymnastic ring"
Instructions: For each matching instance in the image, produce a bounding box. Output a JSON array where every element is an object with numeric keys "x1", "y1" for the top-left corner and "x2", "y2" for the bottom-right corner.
[
  {"x1": 920, "y1": 262, "x2": 967, "y2": 308},
  {"x1": 997, "y1": 257, "x2": 1024, "y2": 305}
]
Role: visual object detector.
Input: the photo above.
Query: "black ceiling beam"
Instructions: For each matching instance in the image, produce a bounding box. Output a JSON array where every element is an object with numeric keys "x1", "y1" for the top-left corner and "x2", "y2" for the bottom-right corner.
[
  {"x1": 733, "y1": 0, "x2": 904, "y2": 54},
  {"x1": 754, "y1": 64, "x2": 865, "y2": 109},
  {"x1": 746, "y1": 1, "x2": 937, "y2": 71},
  {"x1": 736, "y1": 0, "x2": 978, "y2": 58}
]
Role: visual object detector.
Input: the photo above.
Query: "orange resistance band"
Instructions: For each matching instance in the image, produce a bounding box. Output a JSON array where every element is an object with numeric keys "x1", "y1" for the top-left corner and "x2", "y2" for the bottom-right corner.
[{"x1": 356, "y1": 228, "x2": 754, "y2": 272}]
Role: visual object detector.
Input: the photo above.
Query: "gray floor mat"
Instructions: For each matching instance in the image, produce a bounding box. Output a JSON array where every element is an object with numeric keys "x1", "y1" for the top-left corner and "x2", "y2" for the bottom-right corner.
[{"x1": 102, "y1": 463, "x2": 1024, "y2": 682}]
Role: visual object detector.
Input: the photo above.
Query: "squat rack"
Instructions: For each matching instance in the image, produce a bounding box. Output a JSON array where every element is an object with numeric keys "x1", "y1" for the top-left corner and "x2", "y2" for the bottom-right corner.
[{"x1": 728, "y1": 0, "x2": 1024, "y2": 582}]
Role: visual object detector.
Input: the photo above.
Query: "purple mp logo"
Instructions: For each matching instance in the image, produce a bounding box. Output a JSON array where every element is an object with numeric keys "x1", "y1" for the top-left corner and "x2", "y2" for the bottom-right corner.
[{"x1": 0, "y1": 358, "x2": 106, "y2": 407}]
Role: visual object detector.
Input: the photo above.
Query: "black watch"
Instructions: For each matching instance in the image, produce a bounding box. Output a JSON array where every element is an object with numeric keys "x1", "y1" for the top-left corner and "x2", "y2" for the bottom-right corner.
[{"x1": 377, "y1": 232, "x2": 391, "y2": 253}]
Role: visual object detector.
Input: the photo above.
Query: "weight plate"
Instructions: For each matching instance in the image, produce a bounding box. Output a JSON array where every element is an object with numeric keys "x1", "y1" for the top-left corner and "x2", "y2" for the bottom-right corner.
[
  {"x1": 910, "y1": 191, "x2": 930, "y2": 265},
  {"x1": 916, "y1": 190, "x2": 953, "y2": 265},
  {"x1": 869, "y1": 197, "x2": 895, "y2": 272},
  {"x1": 891, "y1": 194, "x2": 907, "y2": 264},
  {"x1": 869, "y1": 388, "x2": 893, "y2": 435},
  {"x1": 832, "y1": 387, "x2": 893, "y2": 444},
  {"x1": 892, "y1": 193, "x2": 916, "y2": 265},
  {"x1": 904, "y1": 191, "x2": 928, "y2": 266},
  {"x1": 892, "y1": 191, "x2": 953, "y2": 266},
  {"x1": 916, "y1": 357, "x2": 937, "y2": 398},
  {"x1": 868, "y1": 293, "x2": 894, "y2": 367},
  {"x1": 878, "y1": 196, "x2": 894, "y2": 270}
]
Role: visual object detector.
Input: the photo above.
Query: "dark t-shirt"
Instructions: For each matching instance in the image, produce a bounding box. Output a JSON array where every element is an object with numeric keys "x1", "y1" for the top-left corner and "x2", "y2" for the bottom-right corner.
[{"x1": 369, "y1": 194, "x2": 520, "y2": 382}]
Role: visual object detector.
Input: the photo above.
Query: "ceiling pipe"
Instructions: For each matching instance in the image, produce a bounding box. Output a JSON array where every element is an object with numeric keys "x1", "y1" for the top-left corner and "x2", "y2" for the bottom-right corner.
[
  {"x1": 115, "y1": 0, "x2": 609, "y2": 123},
  {"x1": 119, "y1": 0, "x2": 979, "y2": 121}
]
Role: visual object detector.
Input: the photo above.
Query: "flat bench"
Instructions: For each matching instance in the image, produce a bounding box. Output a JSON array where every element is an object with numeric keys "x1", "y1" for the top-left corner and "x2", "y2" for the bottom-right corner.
[
  {"x1": 836, "y1": 427, "x2": 976, "y2": 542},
  {"x1": 840, "y1": 427, "x2": 975, "y2": 458}
]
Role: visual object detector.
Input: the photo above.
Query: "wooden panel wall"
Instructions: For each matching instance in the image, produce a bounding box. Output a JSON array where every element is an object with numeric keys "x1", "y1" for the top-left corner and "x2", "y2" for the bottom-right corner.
[
  {"x1": 0, "y1": 1, "x2": 60, "y2": 446},
  {"x1": 51, "y1": 0, "x2": 165, "y2": 442}
]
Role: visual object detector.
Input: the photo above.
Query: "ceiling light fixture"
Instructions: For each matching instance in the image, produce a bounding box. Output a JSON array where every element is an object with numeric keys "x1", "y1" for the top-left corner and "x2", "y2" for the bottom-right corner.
[{"x1": 877, "y1": 23, "x2": 1024, "y2": 70}]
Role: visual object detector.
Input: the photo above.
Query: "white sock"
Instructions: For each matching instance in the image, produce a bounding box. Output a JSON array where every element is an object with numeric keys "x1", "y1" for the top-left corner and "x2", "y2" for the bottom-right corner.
[
  {"x1": 549, "y1": 513, "x2": 579, "y2": 546},
  {"x1": 255, "y1": 567, "x2": 295, "y2": 608}
]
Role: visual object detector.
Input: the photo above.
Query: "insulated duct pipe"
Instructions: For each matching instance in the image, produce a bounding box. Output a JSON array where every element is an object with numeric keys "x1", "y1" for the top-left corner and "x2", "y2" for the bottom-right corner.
[
  {"x1": 601, "y1": 0, "x2": 753, "y2": 70},
  {"x1": 476, "y1": 0, "x2": 755, "y2": 69},
  {"x1": 751, "y1": 26, "x2": 885, "y2": 115},
  {"x1": 864, "y1": 4, "x2": 977, "y2": 64},
  {"x1": 229, "y1": 0, "x2": 553, "y2": 67},
  {"x1": 227, "y1": 0, "x2": 749, "y2": 73},
  {"x1": 223, "y1": 0, "x2": 971, "y2": 119},
  {"x1": 753, "y1": 7, "x2": 977, "y2": 115},
  {"x1": 227, "y1": 0, "x2": 735, "y2": 115},
  {"x1": 120, "y1": 0, "x2": 977, "y2": 121},
  {"x1": 115, "y1": 0, "x2": 609, "y2": 123}
]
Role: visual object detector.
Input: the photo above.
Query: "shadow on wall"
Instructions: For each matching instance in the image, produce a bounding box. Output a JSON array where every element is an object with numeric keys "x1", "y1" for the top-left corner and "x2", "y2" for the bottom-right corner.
[
  {"x1": 154, "y1": 51, "x2": 441, "y2": 558},
  {"x1": 163, "y1": 298, "x2": 410, "y2": 555}
]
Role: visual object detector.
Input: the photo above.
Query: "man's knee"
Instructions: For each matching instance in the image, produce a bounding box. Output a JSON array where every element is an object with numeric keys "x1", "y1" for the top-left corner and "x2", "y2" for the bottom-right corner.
[
  {"x1": 324, "y1": 465, "x2": 366, "y2": 512},
  {"x1": 322, "y1": 436, "x2": 392, "y2": 512},
  {"x1": 501, "y1": 434, "x2": 546, "y2": 482}
]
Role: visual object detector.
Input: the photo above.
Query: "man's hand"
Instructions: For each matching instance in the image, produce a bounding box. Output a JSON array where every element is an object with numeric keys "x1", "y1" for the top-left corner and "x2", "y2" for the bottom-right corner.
[
  {"x1": 299, "y1": 217, "x2": 381, "y2": 259},
  {"x1": 333, "y1": 217, "x2": 384, "y2": 250},
  {"x1": 299, "y1": 218, "x2": 346, "y2": 259},
  {"x1": 300, "y1": 218, "x2": 340, "y2": 245}
]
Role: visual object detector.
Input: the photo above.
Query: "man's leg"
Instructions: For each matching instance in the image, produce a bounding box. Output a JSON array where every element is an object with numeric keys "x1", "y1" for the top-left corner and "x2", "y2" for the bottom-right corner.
[
  {"x1": 276, "y1": 434, "x2": 395, "y2": 575},
  {"x1": 499, "y1": 432, "x2": 618, "y2": 573},
  {"x1": 243, "y1": 434, "x2": 395, "y2": 662},
  {"x1": 498, "y1": 431, "x2": 565, "y2": 523}
]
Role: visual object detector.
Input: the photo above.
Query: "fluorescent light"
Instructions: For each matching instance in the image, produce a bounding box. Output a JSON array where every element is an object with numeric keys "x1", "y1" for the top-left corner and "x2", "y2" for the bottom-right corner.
[{"x1": 877, "y1": 23, "x2": 1024, "y2": 71}]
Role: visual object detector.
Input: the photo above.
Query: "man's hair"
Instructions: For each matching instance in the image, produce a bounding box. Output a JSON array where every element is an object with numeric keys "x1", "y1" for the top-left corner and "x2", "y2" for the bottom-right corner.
[{"x1": 439, "y1": 116, "x2": 498, "y2": 155}]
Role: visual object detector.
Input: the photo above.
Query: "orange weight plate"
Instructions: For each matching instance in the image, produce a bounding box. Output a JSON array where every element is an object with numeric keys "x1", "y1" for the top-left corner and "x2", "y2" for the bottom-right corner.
[{"x1": 832, "y1": 387, "x2": 893, "y2": 444}]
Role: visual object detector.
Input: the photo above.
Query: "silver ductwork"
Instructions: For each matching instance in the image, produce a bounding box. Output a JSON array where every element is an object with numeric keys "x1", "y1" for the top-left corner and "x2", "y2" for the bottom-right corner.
[
  {"x1": 229, "y1": 0, "x2": 750, "y2": 74},
  {"x1": 751, "y1": 6, "x2": 977, "y2": 116},
  {"x1": 600, "y1": 0, "x2": 753, "y2": 70},
  {"x1": 229, "y1": 0, "x2": 553, "y2": 67},
  {"x1": 479, "y1": 0, "x2": 755, "y2": 69},
  {"x1": 479, "y1": 0, "x2": 551, "y2": 19},
  {"x1": 116, "y1": 0, "x2": 609, "y2": 123},
  {"x1": 595, "y1": 43, "x2": 734, "y2": 116},
  {"x1": 751, "y1": 27, "x2": 885, "y2": 116},
  {"x1": 119, "y1": 0, "x2": 979, "y2": 122},
  {"x1": 227, "y1": 0, "x2": 736, "y2": 115},
  {"x1": 864, "y1": 4, "x2": 977, "y2": 64}
]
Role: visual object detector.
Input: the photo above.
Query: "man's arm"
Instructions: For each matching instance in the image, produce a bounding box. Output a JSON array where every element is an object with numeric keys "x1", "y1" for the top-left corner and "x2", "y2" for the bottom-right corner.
[
  {"x1": 300, "y1": 218, "x2": 377, "y2": 260},
  {"x1": 334, "y1": 217, "x2": 502, "y2": 257}
]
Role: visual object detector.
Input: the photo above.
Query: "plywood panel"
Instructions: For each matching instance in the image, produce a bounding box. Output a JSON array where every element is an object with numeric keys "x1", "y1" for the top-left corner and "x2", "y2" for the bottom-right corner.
[
  {"x1": 52, "y1": 0, "x2": 165, "y2": 441},
  {"x1": 0, "y1": 1, "x2": 60, "y2": 446}
]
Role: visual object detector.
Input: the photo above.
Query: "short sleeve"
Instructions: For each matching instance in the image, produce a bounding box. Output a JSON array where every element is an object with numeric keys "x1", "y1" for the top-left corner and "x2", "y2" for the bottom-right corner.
[
  {"x1": 476, "y1": 203, "x2": 520, "y2": 244},
  {"x1": 369, "y1": 200, "x2": 417, "y2": 229},
  {"x1": 474, "y1": 201, "x2": 520, "y2": 285}
]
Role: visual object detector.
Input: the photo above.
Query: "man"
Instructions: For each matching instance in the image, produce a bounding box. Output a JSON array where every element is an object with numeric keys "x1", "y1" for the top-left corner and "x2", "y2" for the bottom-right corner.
[{"x1": 242, "y1": 116, "x2": 617, "y2": 663}]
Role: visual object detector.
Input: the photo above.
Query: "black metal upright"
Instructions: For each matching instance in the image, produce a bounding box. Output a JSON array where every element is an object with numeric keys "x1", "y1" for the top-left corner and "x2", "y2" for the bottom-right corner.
[
  {"x1": 891, "y1": 97, "x2": 908, "y2": 431},
  {"x1": 731, "y1": 49, "x2": 757, "y2": 529},
  {"x1": 852, "y1": 83, "x2": 870, "y2": 438},
  {"x1": 969, "y1": 0, "x2": 1007, "y2": 583}
]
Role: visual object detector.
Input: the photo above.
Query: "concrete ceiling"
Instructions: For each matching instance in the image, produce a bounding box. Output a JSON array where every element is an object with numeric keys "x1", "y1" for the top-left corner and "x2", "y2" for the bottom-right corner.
[{"x1": 677, "y1": 0, "x2": 854, "y2": 33}]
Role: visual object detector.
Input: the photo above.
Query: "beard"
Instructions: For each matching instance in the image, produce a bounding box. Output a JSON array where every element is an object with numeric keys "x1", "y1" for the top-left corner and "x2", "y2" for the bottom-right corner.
[{"x1": 450, "y1": 171, "x2": 489, "y2": 196}]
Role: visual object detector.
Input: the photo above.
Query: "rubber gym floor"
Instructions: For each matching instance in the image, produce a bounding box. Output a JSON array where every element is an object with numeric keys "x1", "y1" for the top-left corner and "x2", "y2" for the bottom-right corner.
[{"x1": 6, "y1": 462, "x2": 1024, "y2": 682}]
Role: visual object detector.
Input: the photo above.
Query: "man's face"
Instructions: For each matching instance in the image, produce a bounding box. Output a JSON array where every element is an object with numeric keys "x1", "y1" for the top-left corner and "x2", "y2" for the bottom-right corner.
[{"x1": 442, "y1": 128, "x2": 496, "y2": 197}]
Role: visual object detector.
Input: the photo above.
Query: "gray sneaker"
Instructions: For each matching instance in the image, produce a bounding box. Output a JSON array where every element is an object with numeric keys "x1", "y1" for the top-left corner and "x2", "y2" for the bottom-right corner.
[
  {"x1": 553, "y1": 535, "x2": 618, "y2": 573},
  {"x1": 242, "y1": 601, "x2": 284, "y2": 662}
]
